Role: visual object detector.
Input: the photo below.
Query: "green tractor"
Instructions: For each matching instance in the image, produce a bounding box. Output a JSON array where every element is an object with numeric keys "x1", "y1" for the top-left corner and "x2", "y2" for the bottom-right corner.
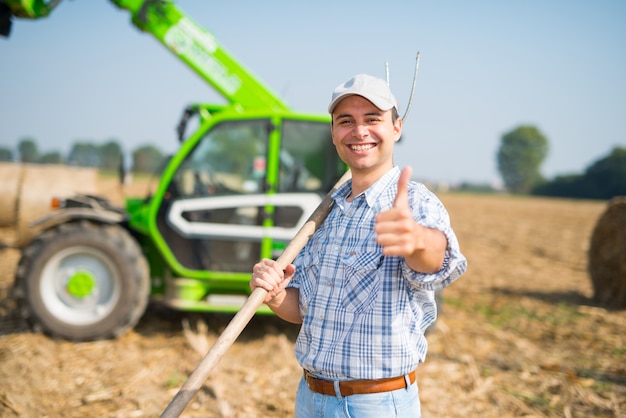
[{"x1": 2, "y1": 0, "x2": 345, "y2": 341}]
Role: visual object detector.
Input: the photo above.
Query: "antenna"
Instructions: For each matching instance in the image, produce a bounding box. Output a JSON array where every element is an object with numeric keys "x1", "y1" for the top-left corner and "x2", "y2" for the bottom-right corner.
[
  {"x1": 402, "y1": 51, "x2": 420, "y2": 122},
  {"x1": 385, "y1": 61, "x2": 390, "y2": 85}
]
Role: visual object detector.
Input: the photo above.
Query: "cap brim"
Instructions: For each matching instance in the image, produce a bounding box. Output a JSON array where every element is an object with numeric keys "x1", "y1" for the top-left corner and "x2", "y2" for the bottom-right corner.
[{"x1": 328, "y1": 93, "x2": 396, "y2": 114}]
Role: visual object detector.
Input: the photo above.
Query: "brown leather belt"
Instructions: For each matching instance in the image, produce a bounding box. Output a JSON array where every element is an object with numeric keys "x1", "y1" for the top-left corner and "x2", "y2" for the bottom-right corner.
[{"x1": 304, "y1": 370, "x2": 416, "y2": 397}]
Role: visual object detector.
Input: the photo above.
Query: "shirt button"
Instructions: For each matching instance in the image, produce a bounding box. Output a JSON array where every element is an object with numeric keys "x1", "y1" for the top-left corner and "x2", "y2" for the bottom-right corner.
[{"x1": 327, "y1": 280, "x2": 332, "y2": 286}]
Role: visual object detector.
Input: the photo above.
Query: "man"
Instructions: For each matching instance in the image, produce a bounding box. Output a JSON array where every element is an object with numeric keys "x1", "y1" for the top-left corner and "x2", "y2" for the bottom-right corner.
[{"x1": 250, "y1": 73, "x2": 467, "y2": 417}]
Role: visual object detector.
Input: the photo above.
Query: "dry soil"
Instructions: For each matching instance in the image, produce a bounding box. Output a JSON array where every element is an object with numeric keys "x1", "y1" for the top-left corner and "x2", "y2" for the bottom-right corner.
[{"x1": 0, "y1": 176, "x2": 624, "y2": 417}]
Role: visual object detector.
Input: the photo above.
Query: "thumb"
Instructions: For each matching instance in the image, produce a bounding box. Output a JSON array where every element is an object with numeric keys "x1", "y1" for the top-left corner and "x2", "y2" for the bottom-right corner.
[{"x1": 393, "y1": 166, "x2": 412, "y2": 208}]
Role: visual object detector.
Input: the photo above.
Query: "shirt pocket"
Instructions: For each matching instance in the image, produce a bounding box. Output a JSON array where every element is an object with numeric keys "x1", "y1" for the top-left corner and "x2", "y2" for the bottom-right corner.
[
  {"x1": 340, "y1": 251, "x2": 383, "y2": 313},
  {"x1": 297, "y1": 250, "x2": 319, "y2": 314}
]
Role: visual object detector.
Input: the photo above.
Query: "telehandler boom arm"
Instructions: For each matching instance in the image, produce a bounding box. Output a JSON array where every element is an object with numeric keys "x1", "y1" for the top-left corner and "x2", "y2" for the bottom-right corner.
[
  {"x1": 1, "y1": 0, "x2": 290, "y2": 111},
  {"x1": 0, "y1": 0, "x2": 347, "y2": 346}
]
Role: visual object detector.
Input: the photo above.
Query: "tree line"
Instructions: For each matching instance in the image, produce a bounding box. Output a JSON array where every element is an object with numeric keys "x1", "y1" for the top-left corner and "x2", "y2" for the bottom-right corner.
[
  {"x1": 496, "y1": 126, "x2": 626, "y2": 200},
  {"x1": 2, "y1": 129, "x2": 624, "y2": 200},
  {"x1": 0, "y1": 138, "x2": 166, "y2": 174}
]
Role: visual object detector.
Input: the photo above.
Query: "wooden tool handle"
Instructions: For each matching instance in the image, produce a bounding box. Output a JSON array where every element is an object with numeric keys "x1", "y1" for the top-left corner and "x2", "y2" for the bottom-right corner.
[{"x1": 160, "y1": 170, "x2": 351, "y2": 418}]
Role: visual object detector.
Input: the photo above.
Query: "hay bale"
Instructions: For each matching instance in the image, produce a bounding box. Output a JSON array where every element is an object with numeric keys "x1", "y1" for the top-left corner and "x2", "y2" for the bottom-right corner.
[
  {"x1": 588, "y1": 196, "x2": 626, "y2": 309},
  {"x1": 0, "y1": 163, "x2": 23, "y2": 227},
  {"x1": 16, "y1": 164, "x2": 98, "y2": 246}
]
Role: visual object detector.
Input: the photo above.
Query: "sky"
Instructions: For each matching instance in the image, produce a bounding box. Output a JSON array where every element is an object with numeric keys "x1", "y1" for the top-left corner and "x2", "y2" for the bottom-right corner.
[{"x1": 1, "y1": 0, "x2": 625, "y2": 186}]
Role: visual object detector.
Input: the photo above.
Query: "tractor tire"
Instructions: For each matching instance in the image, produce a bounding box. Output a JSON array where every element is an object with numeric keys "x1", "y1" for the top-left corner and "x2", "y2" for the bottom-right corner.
[{"x1": 14, "y1": 220, "x2": 150, "y2": 341}]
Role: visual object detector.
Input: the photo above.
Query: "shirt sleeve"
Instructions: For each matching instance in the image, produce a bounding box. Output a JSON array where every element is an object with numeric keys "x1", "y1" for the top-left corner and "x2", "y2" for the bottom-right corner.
[{"x1": 402, "y1": 183, "x2": 467, "y2": 291}]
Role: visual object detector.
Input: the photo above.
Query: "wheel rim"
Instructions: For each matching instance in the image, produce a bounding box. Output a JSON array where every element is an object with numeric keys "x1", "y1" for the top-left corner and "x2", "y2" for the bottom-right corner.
[{"x1": 39, "y1": 245, "x2": 121, "y2": 326}]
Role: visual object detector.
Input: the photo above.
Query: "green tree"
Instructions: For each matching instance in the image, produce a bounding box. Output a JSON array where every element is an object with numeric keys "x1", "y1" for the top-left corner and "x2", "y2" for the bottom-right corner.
[
  {"x1": 0, "y1": 147, "x2": 13, "y2": 161},
  {"x1": 583, "y1": 146, "x2": 626, "y2": 198},
  {"x1": 18, "y1": 138, "x2": 39, "y2": 163},
  {"x1": 533, "y1": 146, "x2": 626, "y2": 200},
  {"x1": 99, "y1": 140, "x2": 123, "y2": 171},
  {"x1": 39, "y1": 152, "x2": 63, "y2": 164},
  {"x1": 132, "y1": 144, "x2": 165, "y2": 174},
  {"x1": 497, "y1": 125, "x2": 549, "y2": 194},
  {"x1": 68, "y1": 141, "x2": 101, "y2": 167},
  {"x1": 532, "y1": 174, "x2": 587, "y2": 198}
]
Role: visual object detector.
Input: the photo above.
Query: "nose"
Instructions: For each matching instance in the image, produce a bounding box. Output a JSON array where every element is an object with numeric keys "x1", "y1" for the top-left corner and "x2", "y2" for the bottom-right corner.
[{"x1": 354, "y1": 124, "x2": 369, "y2": 138}]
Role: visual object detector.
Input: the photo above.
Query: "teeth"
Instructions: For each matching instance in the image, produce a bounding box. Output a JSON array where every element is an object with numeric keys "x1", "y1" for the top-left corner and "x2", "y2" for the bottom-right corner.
[{"x1": 350, "y1": 144, "x2": 374, "y2": 151}]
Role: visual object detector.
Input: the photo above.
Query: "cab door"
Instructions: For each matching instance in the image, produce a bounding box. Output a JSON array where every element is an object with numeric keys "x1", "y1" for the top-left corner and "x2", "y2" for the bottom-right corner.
[{"x1": 156, "y1": 117, "x2": 342, "y2": 275}]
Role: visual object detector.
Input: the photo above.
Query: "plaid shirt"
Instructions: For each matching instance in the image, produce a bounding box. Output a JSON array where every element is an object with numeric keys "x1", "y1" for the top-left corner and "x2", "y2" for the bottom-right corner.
[{"x1": 287, "y1": 166, "x2": 467, "y2": 381}]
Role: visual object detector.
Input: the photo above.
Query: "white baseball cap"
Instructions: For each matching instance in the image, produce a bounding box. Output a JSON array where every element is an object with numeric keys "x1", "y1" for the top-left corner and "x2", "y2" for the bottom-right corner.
[{"x1": 328, "y1": 73, "x2": 399, "y2": 114}]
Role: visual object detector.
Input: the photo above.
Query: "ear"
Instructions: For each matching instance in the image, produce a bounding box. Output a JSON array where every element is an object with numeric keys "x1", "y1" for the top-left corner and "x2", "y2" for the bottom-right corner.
[{"x1": 394, "y1": 118, "x2": 403, "y2": 142}]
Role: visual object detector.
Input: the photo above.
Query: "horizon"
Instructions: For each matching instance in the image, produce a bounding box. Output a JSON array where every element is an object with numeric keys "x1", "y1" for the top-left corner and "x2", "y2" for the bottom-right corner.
[{"x1": 1, "y1": 0, "x2": 624, "y2": 185}]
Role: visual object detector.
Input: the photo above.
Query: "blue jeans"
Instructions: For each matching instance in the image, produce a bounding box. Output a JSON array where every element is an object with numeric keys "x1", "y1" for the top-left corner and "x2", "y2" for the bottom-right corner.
[{"x1": 294, "y1": 375, "x2": 421, "y2": 418}]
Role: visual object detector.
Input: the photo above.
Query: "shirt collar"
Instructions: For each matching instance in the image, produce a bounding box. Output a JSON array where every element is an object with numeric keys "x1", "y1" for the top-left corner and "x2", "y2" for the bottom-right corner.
[{"x1": 331, "y1": 166, "x2": 400, "y2": 208}]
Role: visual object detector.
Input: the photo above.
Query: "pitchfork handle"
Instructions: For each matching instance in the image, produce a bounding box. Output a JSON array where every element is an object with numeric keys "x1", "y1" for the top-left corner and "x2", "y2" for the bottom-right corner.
[{"x1": 160, "y1": 170, "x2": 351, "y2": 418}]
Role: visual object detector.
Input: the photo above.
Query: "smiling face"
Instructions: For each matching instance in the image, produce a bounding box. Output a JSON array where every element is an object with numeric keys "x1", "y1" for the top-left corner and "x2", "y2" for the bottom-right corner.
[{"x1": 331, "y1": 95, "x2": 402, "y2": 184}]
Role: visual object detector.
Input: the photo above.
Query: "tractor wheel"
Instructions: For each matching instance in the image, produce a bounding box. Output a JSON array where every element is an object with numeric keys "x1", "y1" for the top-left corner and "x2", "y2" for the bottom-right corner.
[{"x1": 14, "y1": 220, "x2": 150, "y2": 341}]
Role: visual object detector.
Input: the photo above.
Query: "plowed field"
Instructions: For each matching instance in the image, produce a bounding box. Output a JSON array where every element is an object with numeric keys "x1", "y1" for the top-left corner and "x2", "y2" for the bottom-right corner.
[{"x1": 1, "y1": 177, "x2": 624, "y2": 417}]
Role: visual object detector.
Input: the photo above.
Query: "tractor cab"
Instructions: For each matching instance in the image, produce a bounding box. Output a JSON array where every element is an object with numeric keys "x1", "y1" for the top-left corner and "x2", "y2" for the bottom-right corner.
[{"x1": 130, "y1": 106, "x2": 344, "y2": 311}]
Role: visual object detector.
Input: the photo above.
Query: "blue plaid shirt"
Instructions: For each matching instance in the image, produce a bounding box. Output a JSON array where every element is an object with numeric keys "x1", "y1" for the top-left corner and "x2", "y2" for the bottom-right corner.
[{"x1": 287, "y1": 166, "x2": 467, "y2": 381}]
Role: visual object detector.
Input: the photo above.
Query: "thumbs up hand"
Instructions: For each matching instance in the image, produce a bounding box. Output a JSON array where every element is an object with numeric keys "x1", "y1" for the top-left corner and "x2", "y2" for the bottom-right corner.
[
  {"x1": 375, "y1": 166, "x2": 448, "y2": 273},
  {"x1": 374, "y1": 166, "x2": 421, "y2": 257}
]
